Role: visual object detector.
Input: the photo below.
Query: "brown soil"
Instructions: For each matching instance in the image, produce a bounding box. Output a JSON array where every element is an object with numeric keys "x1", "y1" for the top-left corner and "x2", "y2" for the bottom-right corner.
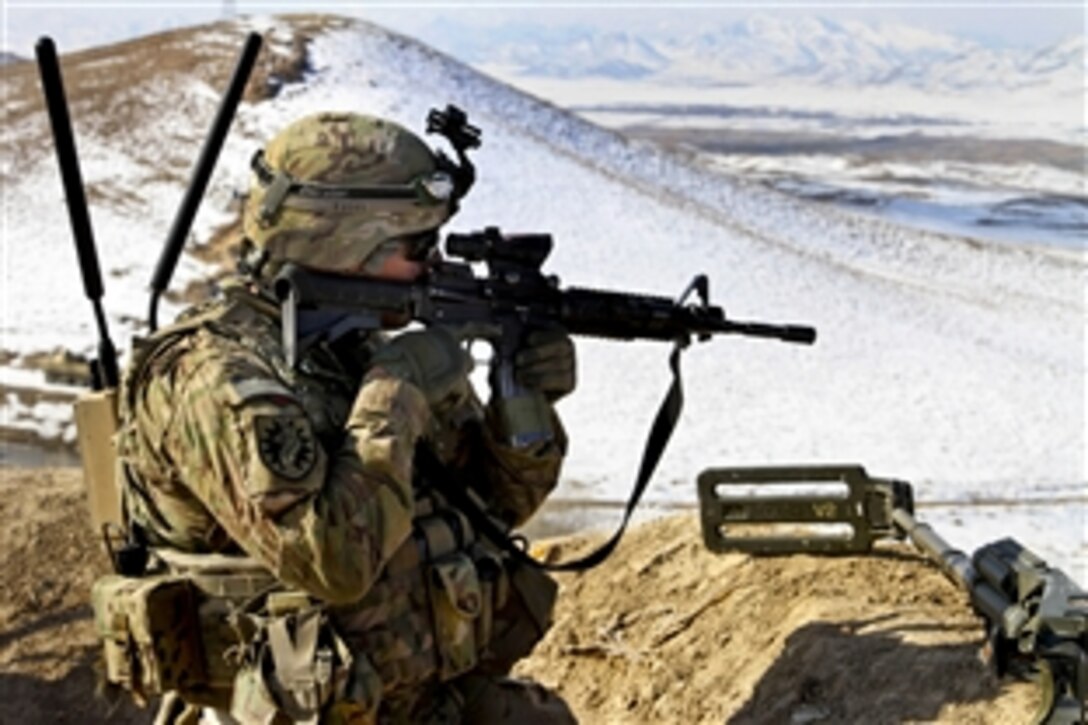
[
  {"x1": 0, "y1": 467, "x2": 1039, "y2": 723},
  {"x1": 518, "y1": 516, "x2": 1040, "y2": 723},
  {"x1": 0, "y1": 468, "x2": 144, "y2": 723}
]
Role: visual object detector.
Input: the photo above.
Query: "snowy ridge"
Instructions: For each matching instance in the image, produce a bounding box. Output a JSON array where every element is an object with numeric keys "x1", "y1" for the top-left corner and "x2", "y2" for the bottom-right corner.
[{"x1": 1, "y1": 17, "x2": 1084, "y2": 578}]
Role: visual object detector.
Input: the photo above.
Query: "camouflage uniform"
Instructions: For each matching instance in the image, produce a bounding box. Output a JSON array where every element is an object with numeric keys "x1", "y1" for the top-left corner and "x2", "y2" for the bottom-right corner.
[{"x1": 115, "y1": 113, "x2": 577, "y2": 724}]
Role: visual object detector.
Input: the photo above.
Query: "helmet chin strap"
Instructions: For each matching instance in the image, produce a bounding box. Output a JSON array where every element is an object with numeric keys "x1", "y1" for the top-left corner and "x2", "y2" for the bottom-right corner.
[{"x1": 278, "y1": 281, "x2": 384, "y2": 369}]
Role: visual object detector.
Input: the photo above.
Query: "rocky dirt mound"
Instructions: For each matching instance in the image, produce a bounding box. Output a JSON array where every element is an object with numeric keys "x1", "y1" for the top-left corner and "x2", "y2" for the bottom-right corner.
[
  {"x1": 518, "y1": 516, "x2": 1039, "y2": 723},
  {"x1": 0, "y1": 468, "x2": 1038, "y2": 723}
]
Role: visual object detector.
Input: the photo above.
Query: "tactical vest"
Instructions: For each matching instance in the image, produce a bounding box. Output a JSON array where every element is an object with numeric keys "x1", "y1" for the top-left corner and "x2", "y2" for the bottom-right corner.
[{"x1": 91, "y1": 287, "x2": 557, "y2": 722}]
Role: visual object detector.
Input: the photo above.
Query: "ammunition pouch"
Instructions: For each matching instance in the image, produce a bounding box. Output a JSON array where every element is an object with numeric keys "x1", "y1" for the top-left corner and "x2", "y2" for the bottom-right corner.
[
  {"x1": 416, "y1": 497, "x2": 559, "y2": 680},
  {"x1": 92, "y1": 574, "x2": 206, "y2": 706},
  {"x1": 230, "y1": 607, "x2": 376, "y2": 725},
  {"x1": 479, "y1": 557, "x2": 558, "y2": 675},
  {"x1": 428, "y1": 551, "x2": 483, "y2": 681},
  {"x1": 92, "y1": 550, "x2": 382, "y2": 721},
  {"x1": 90, "y1": 502, "x2": 559, "y2": 718},
  {"x1": 414, "y1": 507, "x2": 489, "y2": 682}
]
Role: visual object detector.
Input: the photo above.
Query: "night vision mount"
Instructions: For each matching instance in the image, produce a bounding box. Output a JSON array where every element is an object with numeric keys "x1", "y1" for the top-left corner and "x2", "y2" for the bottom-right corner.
[{"x1": 426, "y1": 104, "x2": 481, "y2": 211}]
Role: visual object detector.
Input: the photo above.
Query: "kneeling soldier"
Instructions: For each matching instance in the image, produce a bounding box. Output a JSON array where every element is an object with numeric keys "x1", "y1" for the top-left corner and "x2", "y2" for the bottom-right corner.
[{"x1": 105, "y1": 111, "x2": 577, "y2": 724}]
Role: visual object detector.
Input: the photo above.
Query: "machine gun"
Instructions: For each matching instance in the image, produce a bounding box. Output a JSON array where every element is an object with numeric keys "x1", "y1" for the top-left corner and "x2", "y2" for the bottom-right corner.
[
  {"x1": 274, "y1": 227, "x2": 816, "y2": 447},
  {"x1": 698, "y1": 465, "x2": 1088, "y2": 724}
]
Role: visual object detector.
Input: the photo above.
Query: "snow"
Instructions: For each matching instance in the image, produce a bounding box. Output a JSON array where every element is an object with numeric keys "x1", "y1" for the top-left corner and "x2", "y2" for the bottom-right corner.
[
  {"x1": 485, "y1": 71, "x2": 1084, "y2": 145},
  {"x1": 699, "y1": 154, "x2": 1087, "y2": 250},
  {"x1": 1, "y1": 18, "x2": 1084, "y2": 582}
]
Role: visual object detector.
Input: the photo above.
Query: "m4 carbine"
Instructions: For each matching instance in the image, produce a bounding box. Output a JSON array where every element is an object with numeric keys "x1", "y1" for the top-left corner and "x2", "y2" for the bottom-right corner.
[
  {"x1": 274, "y1": 226, "x2": 816, "y2": 447},
  {"x1": 277, "y1": 228, "x2": 816, "y2": 572}
]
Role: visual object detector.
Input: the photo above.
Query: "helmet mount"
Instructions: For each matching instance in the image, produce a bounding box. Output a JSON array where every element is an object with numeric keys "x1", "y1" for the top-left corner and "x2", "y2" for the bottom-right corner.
[{"x1": 426, "y1": 104, "x2": 481, "y2": 214}]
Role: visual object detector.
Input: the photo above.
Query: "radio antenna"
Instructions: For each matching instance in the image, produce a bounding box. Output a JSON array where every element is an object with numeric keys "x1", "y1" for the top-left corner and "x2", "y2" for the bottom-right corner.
[
  {"x1": 36, "y1": 36, "x2": 119, "y2": 390},
  {"x1": 148, "y1": 32, "x2": 262, "y2": 331}
]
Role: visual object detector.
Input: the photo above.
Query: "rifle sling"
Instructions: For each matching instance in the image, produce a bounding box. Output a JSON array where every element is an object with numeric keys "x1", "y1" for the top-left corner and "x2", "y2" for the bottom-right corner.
[{"x1": 424, "y1": 341, "x2": 686, "y2": 573}]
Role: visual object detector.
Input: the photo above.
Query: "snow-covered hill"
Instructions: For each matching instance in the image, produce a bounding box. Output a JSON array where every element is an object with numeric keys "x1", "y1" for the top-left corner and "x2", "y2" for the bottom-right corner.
[{"x1": 1, "y1": 16, "x2": 1084, "y2": 578}]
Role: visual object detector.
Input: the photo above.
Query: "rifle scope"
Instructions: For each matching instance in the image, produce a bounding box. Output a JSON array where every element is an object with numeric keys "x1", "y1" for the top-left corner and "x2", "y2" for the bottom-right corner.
[{"x1": 446, "y1": 228, "x2": 553, "y2": 268}]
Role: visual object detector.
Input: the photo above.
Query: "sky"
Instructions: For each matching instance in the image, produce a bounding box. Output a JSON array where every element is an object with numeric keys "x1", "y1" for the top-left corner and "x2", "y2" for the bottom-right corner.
[{"x1": 2, "y1": 1, "x2": 1083, "y2": 56}]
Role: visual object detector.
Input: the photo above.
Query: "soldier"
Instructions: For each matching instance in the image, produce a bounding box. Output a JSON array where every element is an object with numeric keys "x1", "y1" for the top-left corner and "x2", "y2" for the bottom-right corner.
[{"x1": 115, "y1": 111, "x2": 577, "y2": 723}]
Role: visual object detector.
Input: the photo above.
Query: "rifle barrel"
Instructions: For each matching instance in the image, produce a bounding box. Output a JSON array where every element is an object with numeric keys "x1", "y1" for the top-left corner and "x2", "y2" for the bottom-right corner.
[
  {"x1": 892, "y1": 507, "x2": 1017, "y2": 629},
  {"x1": 712, "y1": 319, "x2": 817, "y2": 345}
]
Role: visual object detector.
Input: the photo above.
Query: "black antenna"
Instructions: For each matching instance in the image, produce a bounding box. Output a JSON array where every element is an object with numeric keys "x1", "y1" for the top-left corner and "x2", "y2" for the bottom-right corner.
[
  {"x1": 148, "y1": 31, "x2": 263, "y2": 331},
  {"x1": 35, "y1": 36, "x2": 119, "y2": 390}
]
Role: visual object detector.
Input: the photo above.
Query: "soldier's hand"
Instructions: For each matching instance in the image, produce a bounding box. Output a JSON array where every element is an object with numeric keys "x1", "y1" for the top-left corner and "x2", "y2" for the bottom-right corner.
[
  {"x1": 370, "y1": 326, "x2": 473, "y2": 408},
  {"x1": 514, "y1": 327, "x2": 576, "y2": 403}
]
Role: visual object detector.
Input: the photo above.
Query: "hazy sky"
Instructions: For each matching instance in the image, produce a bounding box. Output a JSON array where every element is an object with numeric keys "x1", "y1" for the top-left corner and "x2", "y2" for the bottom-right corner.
[{"x1": 3, "y1": 1, "x2": 1083, "y2": 56}]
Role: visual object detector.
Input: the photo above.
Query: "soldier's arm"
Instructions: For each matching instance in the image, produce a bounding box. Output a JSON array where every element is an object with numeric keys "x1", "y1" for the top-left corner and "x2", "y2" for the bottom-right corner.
[
  {"x1": 433, "y1": 390, "x2": 566, "y2": 529},
  {"x1": 477, "y1": 405, "x2": 567, "y2": 528},
  {"x1": 153, "y1": 342, "x2": 429, "y2": 604}
]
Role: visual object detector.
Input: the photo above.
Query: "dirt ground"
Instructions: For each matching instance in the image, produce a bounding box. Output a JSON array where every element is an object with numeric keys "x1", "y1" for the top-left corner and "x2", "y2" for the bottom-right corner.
[{"x1": 0, "y1": 467, "x2": 1040, "y2": 723}]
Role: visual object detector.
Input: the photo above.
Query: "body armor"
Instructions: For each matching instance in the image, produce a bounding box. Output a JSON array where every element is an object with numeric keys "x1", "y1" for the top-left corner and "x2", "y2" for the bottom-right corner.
[{"x1": 93, "y1": 283, "x2": 559, "y2": 721}]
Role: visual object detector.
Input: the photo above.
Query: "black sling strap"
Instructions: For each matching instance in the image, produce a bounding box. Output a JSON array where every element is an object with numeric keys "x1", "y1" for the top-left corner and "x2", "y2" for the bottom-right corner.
[{"x1": 423, "y1": 341, "x2": 686, "y2": 573}]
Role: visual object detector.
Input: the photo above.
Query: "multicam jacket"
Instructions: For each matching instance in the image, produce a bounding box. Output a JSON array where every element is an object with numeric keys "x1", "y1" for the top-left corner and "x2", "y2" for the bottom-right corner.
[{"x1": 117, "y1": 280, "x2": 566, "y2": 696}]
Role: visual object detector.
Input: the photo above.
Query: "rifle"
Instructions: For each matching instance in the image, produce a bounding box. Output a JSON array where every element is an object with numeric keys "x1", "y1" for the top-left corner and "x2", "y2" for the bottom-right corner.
[
  {"x1": 274, "y1": 230, "x2": 816, "y2": 572},
  {"x1": 698, "y1": 465, "x2": 1088, "y2": 724},
  {"x1": 274, "y1": 226, "x2": 816, "y2": 447}
]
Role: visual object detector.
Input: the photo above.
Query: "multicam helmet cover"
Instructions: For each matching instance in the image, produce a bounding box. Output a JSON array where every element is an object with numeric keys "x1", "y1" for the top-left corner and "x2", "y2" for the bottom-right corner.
[{"x1": 243, "y1": 112, "x2": 453, "y2": 276}]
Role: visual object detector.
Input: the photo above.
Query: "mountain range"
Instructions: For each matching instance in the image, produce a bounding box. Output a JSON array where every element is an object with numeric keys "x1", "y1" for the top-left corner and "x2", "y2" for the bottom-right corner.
[{"x1": 417, "y1": 15, "x2": 1084, "y2": 92}]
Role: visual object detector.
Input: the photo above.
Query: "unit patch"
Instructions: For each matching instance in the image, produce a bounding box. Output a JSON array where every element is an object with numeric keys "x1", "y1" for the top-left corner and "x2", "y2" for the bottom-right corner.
[{"x1": 254, "y1": 414, "x2": 318, "y2": 480}]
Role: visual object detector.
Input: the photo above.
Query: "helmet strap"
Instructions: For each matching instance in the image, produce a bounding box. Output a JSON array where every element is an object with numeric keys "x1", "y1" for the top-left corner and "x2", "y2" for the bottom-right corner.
[
  {"x1": 237, "y1": 238, "x2": 270, "y2": 278},
  {"x1": 259, "y1": 169, "x2": 295, "y2": 225}
]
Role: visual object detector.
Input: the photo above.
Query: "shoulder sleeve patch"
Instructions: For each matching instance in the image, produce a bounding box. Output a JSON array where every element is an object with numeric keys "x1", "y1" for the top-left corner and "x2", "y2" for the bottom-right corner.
[
  {"x1": 254, "y1": 414, "x2": 319, "y2": 481},
  {"x1": 226, "y1": 377, "x2": 296, "y2": 407}
]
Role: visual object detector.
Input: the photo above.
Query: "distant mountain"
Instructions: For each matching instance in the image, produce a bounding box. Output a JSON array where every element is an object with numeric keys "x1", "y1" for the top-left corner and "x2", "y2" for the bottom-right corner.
[
  {"x1": 420, "y1": 15, "x2": 1083, "y2": 93},
  {"x1": 1, "y1": 51, "x2": 25, "y2": 65},
  {"x1": 416, "y1": 21, "x2": 669, "y2": 79}
]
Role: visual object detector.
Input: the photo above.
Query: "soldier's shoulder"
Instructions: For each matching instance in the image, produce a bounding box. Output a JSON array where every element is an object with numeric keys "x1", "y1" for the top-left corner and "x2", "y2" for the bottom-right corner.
[
  {"x1": 133, "y1": 292, "x2": 286, "y2": 395},
  {"x1": 165, "y1": 287, "x2": 280, "y2": 357}
]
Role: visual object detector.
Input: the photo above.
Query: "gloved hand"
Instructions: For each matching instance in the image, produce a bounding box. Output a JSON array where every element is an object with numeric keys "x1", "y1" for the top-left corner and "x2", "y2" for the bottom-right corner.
[
  {"x1": 513, "y1": 327, "x2": 576, "y2": 403},
  {"x1": 369, "y1": 326, "x2": 473, "y2": 408}
]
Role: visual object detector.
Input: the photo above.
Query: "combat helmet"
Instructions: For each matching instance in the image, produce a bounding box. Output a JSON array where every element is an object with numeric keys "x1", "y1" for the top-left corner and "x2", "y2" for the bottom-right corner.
[{"x1": 243, "y1": 110, "x2": 474, "y2": 277}]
